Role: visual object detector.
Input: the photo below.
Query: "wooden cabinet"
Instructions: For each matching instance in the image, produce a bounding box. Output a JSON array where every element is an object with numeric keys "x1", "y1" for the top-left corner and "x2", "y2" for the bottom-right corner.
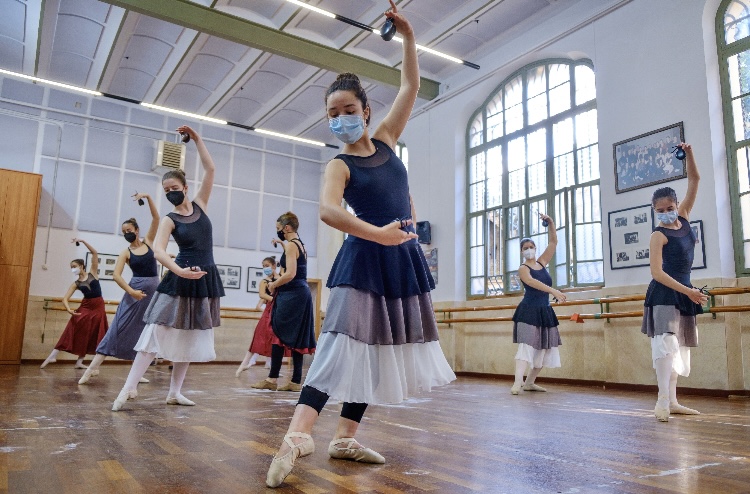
[{"x1": 0, "y1": 169, "x2": 42, "y2": 364}]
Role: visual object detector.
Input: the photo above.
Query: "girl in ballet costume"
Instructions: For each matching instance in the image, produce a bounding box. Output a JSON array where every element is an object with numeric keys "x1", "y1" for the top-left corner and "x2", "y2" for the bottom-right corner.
[
  {"x1": 510, "y1": 213, "x2": 567, "y2": 395},
  {"x1": 641, "y1": 142, "x2": 708, "y2": 422},
  {"x1": 41, "y1": 239, "x2": 108, "y2": 369},
  {"x1": 263, "y1": 1, "x2": 455, "y2": 487},
  {"x1": 78, "y1": 193, "x2": 160, "y2": 384},
  {"x1": 236, "y1": 255, "x2": 279, "y2": 376},
  {"x1": 112, "y1": 125, "x2": 225, "y2": 411}
]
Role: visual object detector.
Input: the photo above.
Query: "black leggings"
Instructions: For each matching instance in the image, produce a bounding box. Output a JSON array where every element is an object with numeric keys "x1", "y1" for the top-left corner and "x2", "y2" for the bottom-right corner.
[
  {"x1": 268, "y1": 344, "x2": 303, "y2": 384},
  {"x1": 298, "y1": 385, "x2": 368, "y2": 423}
]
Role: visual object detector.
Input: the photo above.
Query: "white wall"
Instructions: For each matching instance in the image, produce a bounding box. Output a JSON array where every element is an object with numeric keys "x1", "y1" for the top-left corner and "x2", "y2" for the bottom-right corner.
[
  {"x1": 395, "y1": 0, "x2": 735, "y2": 302},
  {"x1": 0, "y1": 74, "x2": 326, "y2": 309}
]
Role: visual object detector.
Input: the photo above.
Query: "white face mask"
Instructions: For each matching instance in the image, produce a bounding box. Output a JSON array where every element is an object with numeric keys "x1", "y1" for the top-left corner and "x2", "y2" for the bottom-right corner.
[
  {"x1": 522, "y1": 248, "x2": 536, "y2": 260},
  {"x1": 71, "y1": 267, "x2": 81, "y2": 275}
]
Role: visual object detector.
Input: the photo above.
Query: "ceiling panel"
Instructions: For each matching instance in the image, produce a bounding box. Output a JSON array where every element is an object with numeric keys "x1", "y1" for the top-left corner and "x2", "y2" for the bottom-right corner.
[
  {"x1": 262, "y1": 108, "x2": 308, "y2": 133},
  {"x1": 466, "y1": 0, "x2": 551, "y2": 43},
  {"x1": 163, "y1": 83, "x2": 211, "y2": 111},
  {"x1": 133, "y1": 15, "x2": 184, "y2": 43},
  {"x1": 260, "y1": 55, "x2": 308, "y2": 79}
]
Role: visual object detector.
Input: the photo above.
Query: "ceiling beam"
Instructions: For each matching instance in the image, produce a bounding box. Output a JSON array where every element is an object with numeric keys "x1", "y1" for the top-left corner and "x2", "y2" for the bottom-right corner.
[{"x1": 98, "y1": 0, "x2": 440, "y2": 100}]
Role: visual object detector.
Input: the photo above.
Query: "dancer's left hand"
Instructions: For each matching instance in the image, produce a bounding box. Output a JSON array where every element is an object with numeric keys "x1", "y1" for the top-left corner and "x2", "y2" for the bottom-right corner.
[{"x1": 384, "y1": 0, "x2": 414, "y2": 38}]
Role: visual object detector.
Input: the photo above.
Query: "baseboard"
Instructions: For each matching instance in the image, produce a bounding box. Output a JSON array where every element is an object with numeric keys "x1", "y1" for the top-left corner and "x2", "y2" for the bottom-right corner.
[{"x1": 454, "y1": 371, "x2": 750, "y2": 398}]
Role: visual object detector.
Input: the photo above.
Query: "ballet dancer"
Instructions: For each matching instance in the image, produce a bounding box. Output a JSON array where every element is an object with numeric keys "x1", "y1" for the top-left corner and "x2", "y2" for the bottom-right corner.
[
  {"x1": 112, "y1": 125, "x2": 224, "y2": 411},
  {"x1": 79, "y1": 193, "x2": 160, "y2": 384},
  {"x1": 236, "y1": 255, "x2": 279, "y2": 376},
  {"x1": 642, "y1": 142, "x2": 707, "y2": 422},
  {"x1": 251, "y1": 212, "x2": 315, "y2": 392},
  {"x1": 510, "y1": 214, "x2": 567, "y2": 395},
  {"x1": 264, "y1": 2, "x2": 455, "y2": 487},
  {"x1": 41, "y1": 239, "x2": 108, "y2": 369}
]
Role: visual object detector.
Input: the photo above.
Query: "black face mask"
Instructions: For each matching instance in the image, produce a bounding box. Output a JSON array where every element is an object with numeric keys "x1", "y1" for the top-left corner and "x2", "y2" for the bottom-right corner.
[
  {"x1": 166, "y1": 190, "x2": 185, "y2": 206},
  {"x1": 277, "y1": 229, "x2": 286, "y2": 241},
  {"x1": 124, "y1": 232, "x2": 137, "y2": 243}
]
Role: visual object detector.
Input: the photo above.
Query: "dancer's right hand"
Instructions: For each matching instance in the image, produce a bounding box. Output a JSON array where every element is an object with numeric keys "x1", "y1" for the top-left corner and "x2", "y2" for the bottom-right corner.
[
  {"x1": 551, "y1": 289, "x2": 567, "y2": 303},
  {"x1": 687, "y1": 287, "x2": 708, "y2": 305},
  {"x1": 130, "y1": 289, "x2": 147, "y2": 301},
  {"x1": 376, "y1": 221, "x2": 419, "y2": 246},
  {"x1": 179, "y1": 266, "x2": 207, "y2": 279},
  {"x1": 67, "y1": 309, "x2": 80, "y2": 316}
]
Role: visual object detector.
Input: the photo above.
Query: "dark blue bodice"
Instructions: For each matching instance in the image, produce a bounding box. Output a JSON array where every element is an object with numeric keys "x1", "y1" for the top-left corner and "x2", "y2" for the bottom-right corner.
[
  {"x1": 520, "y1": 263, "x2": 553, "y2": 306},
  {"x1": 280, "y1": 239, "x2": 308, "y2": 289},
  {"x1": 512, "y1": 262, "x2": 559, "y2": 328},
  {"x1": 76, "y1": 273, "x2": 102, "y2": 299},
  {"x1": 327, "y1": 139, "x2": 434, "y2": 299},
  {"x1": 128, "y1": 244, "x2": 158, "y2": 277}
]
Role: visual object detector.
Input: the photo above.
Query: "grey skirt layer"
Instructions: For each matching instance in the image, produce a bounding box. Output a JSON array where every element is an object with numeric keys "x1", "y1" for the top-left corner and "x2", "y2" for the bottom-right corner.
[
  {"x1": 641, "y1": 305, "x2": 698, "y2": 347},
  {"x1": 322, "y1": 285, "x2": 439, "y2": 344},
  {"x1": 513, "y1": 322, "x2": 561, "y2": 350},
  {"x1": 143, "y1": 291, "x2": 221, "y2": 330}
]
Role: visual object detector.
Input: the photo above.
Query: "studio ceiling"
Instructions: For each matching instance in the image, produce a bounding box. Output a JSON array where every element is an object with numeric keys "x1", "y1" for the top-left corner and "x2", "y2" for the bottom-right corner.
[{"x1": 3, "y1": 0, "x2": 569, "y2": 147}]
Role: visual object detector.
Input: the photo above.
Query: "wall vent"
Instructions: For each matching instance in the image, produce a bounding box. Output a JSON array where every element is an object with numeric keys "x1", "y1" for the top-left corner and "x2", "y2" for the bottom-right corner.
[{"x1": 153, "y1": 141, "x2": 185, "y2": 174}]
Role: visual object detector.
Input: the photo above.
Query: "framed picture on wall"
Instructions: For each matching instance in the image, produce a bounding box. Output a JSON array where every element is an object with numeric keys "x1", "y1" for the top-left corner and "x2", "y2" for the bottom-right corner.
[
  {"x1": 608, "y1": 204, "x2": 654, "y2": 270},
  {"x1": 247, "y1": 266, "x2": 265, "y2": 293},
  {"x1": 423, "y1": 247, "x2": 438, "y2": 285},
  {"x1": 613, "y1": 122, "x2": 686, "y2": 193},
  {"x1": 691, "y1": 220, "x2": 706, "y2": 270},
  {"x1": 85, "y1": 252, "x2": 119, "y2": 281},
  {"x1": 217, "y1": 264, "x2": 241, "y2": 290}
]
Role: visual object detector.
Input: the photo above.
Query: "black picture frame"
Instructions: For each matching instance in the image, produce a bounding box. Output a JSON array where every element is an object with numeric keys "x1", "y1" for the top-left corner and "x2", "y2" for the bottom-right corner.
[
  {"x1": 85, "y1": 252, "x2": 119, "y2": 280},
  {"x1": 613, "y1": 122, "x2": 686, "y2": 193},
  {"x1": 217, "y1": 264, "x2": 242, "y2": 290},
  {"x1": 608, "y1": 204, "x2": 655, "y2": 270},
  {"x1": 247, "y1": 266, "x2": 265, "y2": 293},
  {"x1": 690, "y1": 220, "x2": 706, "y2": 270}
]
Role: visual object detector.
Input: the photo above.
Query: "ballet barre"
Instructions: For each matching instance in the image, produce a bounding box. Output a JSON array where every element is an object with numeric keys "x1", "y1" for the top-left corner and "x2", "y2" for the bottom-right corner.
[{"x1": 42, "y1": 298, "x2": 263, "y2": 320}]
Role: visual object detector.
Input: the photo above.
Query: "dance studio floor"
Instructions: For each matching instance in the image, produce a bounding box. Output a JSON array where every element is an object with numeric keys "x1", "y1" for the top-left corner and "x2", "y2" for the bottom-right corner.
[{"x1": 1, "y1": 364, "x2": 749, "y2": 493}]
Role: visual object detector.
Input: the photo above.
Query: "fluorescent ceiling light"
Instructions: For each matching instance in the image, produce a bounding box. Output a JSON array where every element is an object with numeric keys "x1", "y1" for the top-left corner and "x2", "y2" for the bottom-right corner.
[
  {"x1": 283, "y1": 0, "x2": 478, "y2": 69},
  {"x1": 140, "y1": 102, "x2": 228, "y2": 125},
  {"x1": 0, "y1": 68, "x2": 102, "y2": 96},
  {"x1": 254, "y1": 128, "x2": 326, "y2": 147}
]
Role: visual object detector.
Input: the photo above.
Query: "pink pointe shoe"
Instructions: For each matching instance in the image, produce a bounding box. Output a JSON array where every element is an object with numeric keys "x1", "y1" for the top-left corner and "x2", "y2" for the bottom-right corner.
[{"x1": 265, "y1": 432, "x2": 314, "y2": 488}]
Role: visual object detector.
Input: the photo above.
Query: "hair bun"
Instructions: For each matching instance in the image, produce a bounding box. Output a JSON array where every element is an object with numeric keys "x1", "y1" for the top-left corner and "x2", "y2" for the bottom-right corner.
[
  {"x1": 336, "y1": 72, "x2": 361, "y2": 85},
  {"x1": 128, "y1": 217, "x2": 137, "y2": 223}
]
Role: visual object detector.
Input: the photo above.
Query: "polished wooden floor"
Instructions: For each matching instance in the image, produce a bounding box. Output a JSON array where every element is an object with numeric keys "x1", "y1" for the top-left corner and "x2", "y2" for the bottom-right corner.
[{"x1": 1, "y1": 364, "x2": 749, "y2": 494}]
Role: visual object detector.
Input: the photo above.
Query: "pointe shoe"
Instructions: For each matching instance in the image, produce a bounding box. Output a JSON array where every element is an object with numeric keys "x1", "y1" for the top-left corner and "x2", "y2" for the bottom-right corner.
[
  {"x1": 40, "y1": 358, "x2": 56, "y2": 369},
  {"x1": 266, "y1": 432, "x2": 314, "y2": 488},
  {"x1": 670, "y1": 403, "x2": 700, "y2": 415},
  {"x1": 328, "y1": 437, "x2": 385, "y2": 464},
  {"x1": 78, "y1": 369, "x2": 95, "y2": 384},
  {"x1": 523, "y1": 383, "x2": 547, "y2": 392},
  {"x1": 112, "y1": 389, "x2": 137, "y2": 412},
  {"x1": 277, "y1": 382, "x2": 302, "y2": 392},
  {"x1": 74, "y1": 363, "x2": 87, "y2": 369},
  {"x1": 235, "y1": 365, "x2": 250, "y2": 378},
  {"x1": 139, "y1": 377, "x2": 149, "y2": 383},
  {"x1": 510, "y1": 384, "x2": 522, "y2": 395},
  {"x1": 166, "y1": 394, "x2": 195, "y2": 406},
  {"x1": 654, "y1": 395, "x2": 670, "y2": 422},
  {"x1": 251, "y1": 379, "x2": 277, "y2": 391}
]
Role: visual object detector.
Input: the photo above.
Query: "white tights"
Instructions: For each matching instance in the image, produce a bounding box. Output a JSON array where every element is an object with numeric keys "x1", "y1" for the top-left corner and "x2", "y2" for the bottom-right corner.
[
  {"x1": 513, "y1": 359, "x2": 542, "y2": 387},
  {"x1": 121, "y1": 351, "x2": 191, "y2": 399}
]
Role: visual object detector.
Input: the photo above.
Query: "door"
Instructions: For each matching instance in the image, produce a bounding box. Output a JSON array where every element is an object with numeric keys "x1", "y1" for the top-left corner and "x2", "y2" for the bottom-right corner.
[{"x1": 0, "y1": 170, "x2": 42, "y2": 267}]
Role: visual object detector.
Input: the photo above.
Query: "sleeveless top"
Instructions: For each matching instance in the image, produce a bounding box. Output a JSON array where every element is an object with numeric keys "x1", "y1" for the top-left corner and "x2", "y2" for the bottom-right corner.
[
  {"x1": 644, "y1": 216, "x2": 702, "y2": 315},
  {"x1": 512, "y1": 262, "x2": 559, "y2": 328},
  {"x1": 128, "y1": 244, "x2": 158, "y2": 278},
  {"x1": 326, "y1": 138, "x2": 435, "y2": 299},
  {"x1": 76, "y1": 273, "x2": 103, "y2": 299},
  {"x1": 279, "y1": 239, "x2": 308, "y2": 290},
  {"x1": 156, "y1": 202, "x2": 225, "y2": 298}
]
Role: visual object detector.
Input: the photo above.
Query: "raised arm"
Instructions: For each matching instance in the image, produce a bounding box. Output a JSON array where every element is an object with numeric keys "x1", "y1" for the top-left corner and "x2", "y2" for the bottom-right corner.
[
  {"x1": 536, "y1": 213, "x2": 558, "y2": 267},
  {"x1": 648, "y1": 231, "x2": 707, "y2": 304},
  {"x1": 134, "y1": 192, "x2": 160, "y2": 245},
  {"x1": 178, "y1": 125, "x2": 215, "y2": 210},
  {"x1": 319, "y1": 159, "x2": 417, "y2": 246},
  {"x1": 677, "y1": 143, "x2": 700, "y2": 220},
  {"x1": 372, "y1": 1, "x2": 419, "y2": 149},
  {"x1": 152, "y1": 216, "x2": 206, "y2": 280},
  {"x1": 73, "y1": 238, "x2": 98, "y2": 276}
]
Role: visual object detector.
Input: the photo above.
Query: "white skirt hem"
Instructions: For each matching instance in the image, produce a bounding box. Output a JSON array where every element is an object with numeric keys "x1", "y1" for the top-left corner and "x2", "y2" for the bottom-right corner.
[
  {"x1": 134, "y1": 323, "x2": 216, "y2": 362},
  {"x1": 515, "y1": 343, "x2": 561, "y2": 368},
  {"x1": 651, "y1": 333, "x2": 690, "y2": 376}
]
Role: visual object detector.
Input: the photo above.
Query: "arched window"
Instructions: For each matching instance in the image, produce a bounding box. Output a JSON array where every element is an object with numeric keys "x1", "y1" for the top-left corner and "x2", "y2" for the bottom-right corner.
[
  {"x1": 718, "y1": 0, "x2": 750, "y2": 275},
  {"x1": 466, "y1": 59, "x2": 601, "y2": 297}
]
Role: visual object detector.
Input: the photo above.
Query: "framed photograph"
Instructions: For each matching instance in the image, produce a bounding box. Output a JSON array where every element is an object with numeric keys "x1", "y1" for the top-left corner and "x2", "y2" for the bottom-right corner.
[
  {"x1": 423, "y1": 247, "x2": 438, "y2": 285},
  {"x1": 609, "y1": 204, "x2": 654, "y2": 270},
  {"x1": 217, "y1": 264, "x2": 241, "y2": 290},
  {"x1": 85, "y1": 252, "x2": 119, "y2": 281},
  {"x1": 613, "y1": 122, "x2": 686, "y2": 193},
  {"x1": 691, "y1": 220, "x2": 706, "y2": 270},
  {"x1": 247, "y1": 266, "x2": 265, "y2": 293}
]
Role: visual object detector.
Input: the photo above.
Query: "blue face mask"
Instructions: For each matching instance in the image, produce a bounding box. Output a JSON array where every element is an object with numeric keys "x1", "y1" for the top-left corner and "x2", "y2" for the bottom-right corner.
[
  {"x1": 656, "y1": 211, "x2": 678, "y2": 224},
  {"x1": 329, "y1": 115, "x2": 365, "y2": 144},
  {"x1": 263, "y1": 267, "x2": 273, "y2": 277}
]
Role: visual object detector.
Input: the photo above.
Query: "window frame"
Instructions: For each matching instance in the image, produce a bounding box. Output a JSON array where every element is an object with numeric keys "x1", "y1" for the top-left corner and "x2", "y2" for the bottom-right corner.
[
  {"x1": 717, "y1": 0, "x2": 750, "y2": 276},
  {"x1": 465, "y1": 58, "x2": 601, "y2": 299}
]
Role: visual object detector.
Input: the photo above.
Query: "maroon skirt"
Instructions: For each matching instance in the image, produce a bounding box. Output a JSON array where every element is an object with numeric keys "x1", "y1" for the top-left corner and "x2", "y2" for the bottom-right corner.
[
  {"x1": 55, "y1": 297, "x2": 109, "y2": 357},
  {"x1": 249, "y1": 298, "x2": 289, "y2": 357}
]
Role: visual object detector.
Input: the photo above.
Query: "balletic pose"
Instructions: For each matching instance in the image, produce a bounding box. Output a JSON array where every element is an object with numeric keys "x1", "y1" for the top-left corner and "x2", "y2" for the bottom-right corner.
[
  {"x1": 41, "y1": 239, "x2": 108, "y2": 369},
  {"x1": 112, "y1": 125, "x2": 225, "y2": 411},
  {"x1": 264, "y1": 2, "x2": 455, "y2": 487},
  {"x1": 642, "y1": 142, "x2": 707, "y2": 422},
  {"x1": 79, "y1": 193, "x2": 160, "y2": 384},
  {"x1": 510, "y1": 214, "x2": 567, "y2": 395}
]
